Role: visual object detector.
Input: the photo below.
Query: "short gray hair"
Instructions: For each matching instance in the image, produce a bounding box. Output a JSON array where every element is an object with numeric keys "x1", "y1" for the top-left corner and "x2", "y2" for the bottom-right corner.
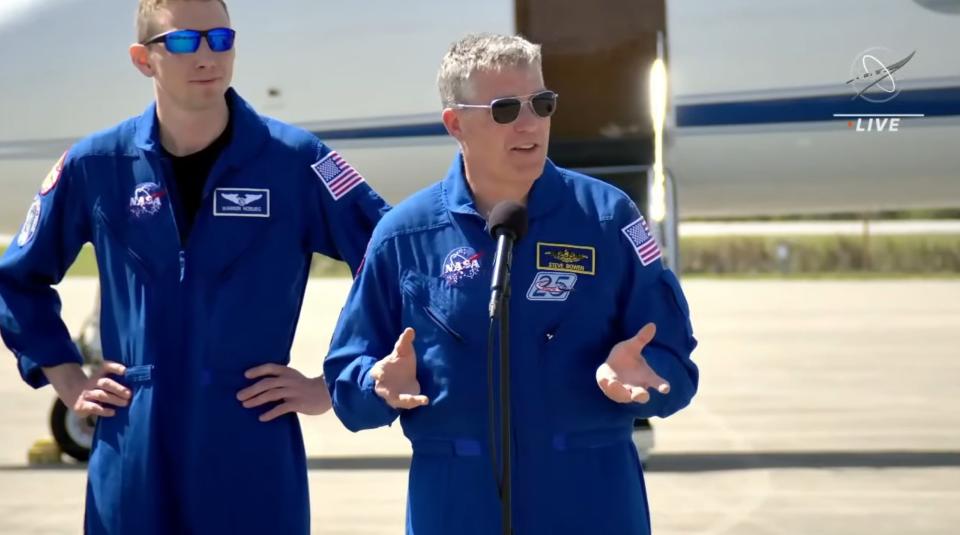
[{"x1": 437, "y1": 33, "x2": 542, "y2": 108}]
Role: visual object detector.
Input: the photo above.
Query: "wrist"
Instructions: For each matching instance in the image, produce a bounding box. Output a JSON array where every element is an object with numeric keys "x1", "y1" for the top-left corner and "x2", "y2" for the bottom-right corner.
[{"x1": 42, "y1": 363, "x2": 87, "y2": 404}]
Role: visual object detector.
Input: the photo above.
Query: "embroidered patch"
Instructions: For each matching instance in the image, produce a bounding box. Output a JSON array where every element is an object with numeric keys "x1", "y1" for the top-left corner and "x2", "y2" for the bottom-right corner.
[
  {"x1": 17, "y1": 197, "x2": 42, "y2": 247},
  {"x1": 536, "y1": 242, "x2": 596, "y2": 275},
  {"x1": 214, "y1": 188, "x2": 270, "y2": 218},
  {"x1": 311, "y1": 151, "x2": 365, "y2": 200},
  {"x1": 39, "y1": 152, "x2": 67, "y2": 196},
  {"x1": 129, "y1": 182, "x2": 166, "y2": 219},
  {"x1": 621, "y1": 216, "x2": 662, "y2": 266},
  {"x1": 441, "y1": 246, "x2": 482, "y2": 286},
  {"x1": 526, "y1": 271, "x2": 578, "y2": 301}
]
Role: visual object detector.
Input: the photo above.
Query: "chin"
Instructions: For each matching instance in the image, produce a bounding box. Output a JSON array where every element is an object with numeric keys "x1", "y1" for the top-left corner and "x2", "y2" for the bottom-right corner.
[
  {"x1": 515, "y1": 159, "x2": 547, "y2": 180},
  {"x1": 186, "y1": 89, "x2": 227, "y2": 109}
]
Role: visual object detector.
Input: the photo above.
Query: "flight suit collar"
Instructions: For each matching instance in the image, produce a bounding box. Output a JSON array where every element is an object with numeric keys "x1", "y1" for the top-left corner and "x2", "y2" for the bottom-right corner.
[
  {"x1": 441, "y1": 153, "x2": 564, "y2": 221},
  {"x1": 133, "y1": 87, "x2": 269, "y2": 170}
]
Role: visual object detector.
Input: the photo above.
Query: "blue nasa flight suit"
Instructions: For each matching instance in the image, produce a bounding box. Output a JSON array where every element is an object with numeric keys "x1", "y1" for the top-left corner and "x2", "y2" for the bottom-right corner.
[
  {"x1": 0, "y1": 88, "x2": 388, "y2": 534},
  {"x1": 325, "y1": 154, "x2": 699, "y2": 534}
]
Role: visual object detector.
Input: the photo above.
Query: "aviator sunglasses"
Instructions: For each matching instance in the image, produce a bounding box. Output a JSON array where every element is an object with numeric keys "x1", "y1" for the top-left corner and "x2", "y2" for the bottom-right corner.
[
  {"x1": 141, "y1": 27, "x2": 236, "y2": 54},
  {"x1": 455, "y1": 90, "x2": 559, "y2": 124}
]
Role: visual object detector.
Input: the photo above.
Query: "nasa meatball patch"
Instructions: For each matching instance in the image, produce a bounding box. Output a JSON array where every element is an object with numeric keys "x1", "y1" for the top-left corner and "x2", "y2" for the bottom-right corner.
[
  {"x1": 128, "y1": 182, "x2": 167, "y2": 219},
  {"x1": 441, "y1": 246, "x2": 482, "y2": 286}
]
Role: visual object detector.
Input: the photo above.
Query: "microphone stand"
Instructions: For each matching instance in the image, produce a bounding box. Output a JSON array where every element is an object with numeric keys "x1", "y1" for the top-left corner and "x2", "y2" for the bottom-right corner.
[
  {"x1": 487, "y1": 201, "x2": 526, "y2": 535},
  {"x1": 488, "y1": 234, "x2": 514, "y2": 535},
  {"x1": 496, "y1": 283, "x2": 512, "y2": 535}
]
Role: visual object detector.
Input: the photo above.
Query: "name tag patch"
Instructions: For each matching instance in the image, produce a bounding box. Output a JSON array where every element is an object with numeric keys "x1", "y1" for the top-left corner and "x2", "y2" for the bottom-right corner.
[
  {"x1": 536, "y1": 242, "x2": 596, "y2": 275},
  {"x1": 214, "y1": 188, "x2": 270, "y2": 218}
]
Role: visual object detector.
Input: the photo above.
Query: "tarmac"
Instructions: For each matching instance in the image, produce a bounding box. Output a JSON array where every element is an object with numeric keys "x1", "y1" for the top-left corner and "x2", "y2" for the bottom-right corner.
[{"x1": 1, "y1": 278, "x2": 958, "y2": 534}]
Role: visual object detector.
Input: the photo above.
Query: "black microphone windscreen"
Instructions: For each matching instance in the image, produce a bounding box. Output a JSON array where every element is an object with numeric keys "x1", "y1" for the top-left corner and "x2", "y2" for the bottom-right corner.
[{"x1": 488, "y1": 201, "x2": 528, "y2": 241}]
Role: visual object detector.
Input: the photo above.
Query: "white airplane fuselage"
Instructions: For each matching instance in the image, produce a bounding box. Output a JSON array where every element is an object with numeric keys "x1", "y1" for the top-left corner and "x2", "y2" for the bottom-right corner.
[{"x1": 1, "y1": 0, "x2": 958, "y2": 235}]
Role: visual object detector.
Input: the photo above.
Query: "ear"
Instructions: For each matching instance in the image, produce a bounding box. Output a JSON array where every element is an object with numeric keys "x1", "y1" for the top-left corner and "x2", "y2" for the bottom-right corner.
[
  {"x1": 441, "y1": 108, "x2": 463, "y2": 142},
  {"x1": 129, "y1": 44, "x2": 155, "y2": 78}
]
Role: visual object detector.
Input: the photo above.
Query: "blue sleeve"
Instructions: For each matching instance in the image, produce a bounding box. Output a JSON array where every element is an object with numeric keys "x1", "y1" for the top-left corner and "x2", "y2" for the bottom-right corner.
[
  {"x1": 323, "y1": 233, "x2": 401, "y2": 432},
  {"x1": 308, "y1": 142, "x2": 390, "y2": 275},
  {"x1": 0, "y1": 150, "x2": 89, "y2": 388},
  {"x1": 611, "y1": 198, "x2": 699, "y2": 419}
]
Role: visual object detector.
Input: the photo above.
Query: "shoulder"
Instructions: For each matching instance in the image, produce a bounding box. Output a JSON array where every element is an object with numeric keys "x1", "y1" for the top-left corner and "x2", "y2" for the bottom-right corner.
[
  {"x1": 554, "y1": 166, "x2": 640, "y2": 224},
  {"x1": 258, "y1": 116, "x2": 325, "y2": 158},
  {"x1": 368, "y1": 182, "x2": 448, "y2": 251},
  {"x1": 68, "y1": 116, "x2": 142, "y2": 163}
]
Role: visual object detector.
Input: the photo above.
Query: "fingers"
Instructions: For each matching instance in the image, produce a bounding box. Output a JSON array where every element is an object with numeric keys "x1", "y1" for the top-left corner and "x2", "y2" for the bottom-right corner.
[
  {"x1": 241, "y1": 388, "x2": 287, "y2": 409},
  {"x1": 394, "y1": 328, "x2": 416, "y2": 358},
  {"x1": 628, "y1": 385, "x2": 650, "y2": 403},
  {"x1": 85, "y1": 389, "x2": 129, "y2": 408},
  {"x1": 374, "y1": 384, "x2": 429, "y2": 410},
  {"x1": 258, "y1": 403, "x2": 295, "y2": 423},
  {"x1": 626, "y1": 323, "x2": 657, "y2": 353},
  {"x1": 99, "y1": 361, "x2": 127, "y2": 377},
  {"x1": 237, "y1": 377, "x2": 286, "y2": 402},
  {"x1": 640, "y1": 366, "x2": 670, "y2": 394},
  {"x1": 75, "y1": 399, "x2": 115, "y2": 418},
  {"x1": 72, "y1": 395, "x2": 116, "y2": 418},
  {"x1": 244, "y1": 363, "x2": 287, "y2": 380},
  {"x1": 369, "y1": 366, "x2": 384, "y2": 382},
  {"x1": 96, "y1": 377, "x2": 131, "y2": 401},
  {"x1": 394, "y1": 394, "x2": 429, "y2": 409},
  {"x1": 597, "y1": 376, "x2": 633, "y2": 404}
]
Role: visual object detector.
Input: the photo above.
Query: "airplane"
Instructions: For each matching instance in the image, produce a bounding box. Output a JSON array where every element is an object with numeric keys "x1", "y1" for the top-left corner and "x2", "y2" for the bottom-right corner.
[{"x1": 1, "y1": 0, "x2": 958, "y2": 461}]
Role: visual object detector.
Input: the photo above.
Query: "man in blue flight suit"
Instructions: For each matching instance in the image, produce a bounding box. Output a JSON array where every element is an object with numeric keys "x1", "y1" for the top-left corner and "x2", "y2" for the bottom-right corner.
[
  {"x1": 0, "y1": 1, "x2": 387, "y2": 533},
  {"x1": 324, "y1": 33, "x2": 699, "y2": 534}
]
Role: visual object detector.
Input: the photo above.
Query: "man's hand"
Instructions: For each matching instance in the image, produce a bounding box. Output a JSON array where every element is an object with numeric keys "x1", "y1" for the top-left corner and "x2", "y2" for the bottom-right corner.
[
  {"x1": 370, "y1": 327, "x2": 429, "y2": 410},
  {"x1": 596, "y1": 323, "x2": 670, "y2": 404},
  {"x1": 238, "y1": 364, "x2": 332, "y2": 422},
  {"x1": 44, "y1": 361, "x2": 131, "y2": 418}
]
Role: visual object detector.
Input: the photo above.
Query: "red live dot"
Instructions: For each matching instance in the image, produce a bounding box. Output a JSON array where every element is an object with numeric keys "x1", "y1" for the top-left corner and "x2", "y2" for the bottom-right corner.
[{"x1": 848, "y1": 121, "x2": 854, "y2": 128}]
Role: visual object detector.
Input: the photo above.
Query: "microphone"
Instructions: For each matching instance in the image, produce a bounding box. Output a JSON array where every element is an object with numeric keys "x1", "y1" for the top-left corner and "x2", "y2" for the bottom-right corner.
[
  {"x1": 487, "y1": 201, "x2": 528, "y2": 319},
  {"x1": 485, "y1": 200, "x2": 528, "y2": 535}
]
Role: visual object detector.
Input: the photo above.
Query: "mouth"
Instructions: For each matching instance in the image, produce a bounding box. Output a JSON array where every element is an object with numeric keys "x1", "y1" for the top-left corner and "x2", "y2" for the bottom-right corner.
[
  {"x1": 510, "y1": 143, "x2": 539, "y2": 153},
  {"x1": 190, "y1": 78, "x2": 221, "y2": 85}
]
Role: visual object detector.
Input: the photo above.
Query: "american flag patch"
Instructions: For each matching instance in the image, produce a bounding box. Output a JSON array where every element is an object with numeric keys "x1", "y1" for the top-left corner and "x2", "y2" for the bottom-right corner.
[
  {"x1": 311, "y1": 151, "x2": 365, "y2": 200},
  {"x1": 621, "y1": 216, "x2": 662, "y2": 266}
]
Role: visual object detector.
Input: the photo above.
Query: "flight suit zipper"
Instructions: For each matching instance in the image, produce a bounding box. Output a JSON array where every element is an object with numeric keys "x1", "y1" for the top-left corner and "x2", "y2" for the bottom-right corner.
[{"x1": 179, "y1": 250, "x2": 186, "y2": 283}]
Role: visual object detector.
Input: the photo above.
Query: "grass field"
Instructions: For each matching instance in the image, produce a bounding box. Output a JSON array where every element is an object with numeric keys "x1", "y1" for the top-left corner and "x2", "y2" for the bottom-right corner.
[{"x1": 2, "y1": 233, "x2": 957, "y2": 279}]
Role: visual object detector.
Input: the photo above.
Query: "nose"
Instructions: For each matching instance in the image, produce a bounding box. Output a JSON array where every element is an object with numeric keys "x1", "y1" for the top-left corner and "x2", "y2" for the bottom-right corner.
[
  {"x1": 512, "y1": 102, "x2": 542, "y2": 133},
  {"x1": 193, "y1": 38, "x2": 217, "y2": 70}
]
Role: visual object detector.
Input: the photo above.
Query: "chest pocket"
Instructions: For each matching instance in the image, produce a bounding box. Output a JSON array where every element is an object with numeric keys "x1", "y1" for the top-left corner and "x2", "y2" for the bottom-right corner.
[
  {"x1": 93, "y1": 203, "x2": 179, "y2": 280},
  {"x1": 400, "y1": 271, "x2": 468, "y2": 344}
]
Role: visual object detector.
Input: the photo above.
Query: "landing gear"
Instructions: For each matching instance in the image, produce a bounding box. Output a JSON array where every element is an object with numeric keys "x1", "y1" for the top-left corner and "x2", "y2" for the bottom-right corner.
[
  {"x1": 49, "y1": 398, "x2": 95, "y2": 462},
  {"x1": 632, "y1": 418, "x2": 655, "y2": 466}
]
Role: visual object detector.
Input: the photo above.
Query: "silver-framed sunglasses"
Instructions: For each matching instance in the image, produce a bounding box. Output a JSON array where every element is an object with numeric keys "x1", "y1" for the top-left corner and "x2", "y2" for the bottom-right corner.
[{"x1": 454, "y1": 90, "x2": 559, "y2": 124}]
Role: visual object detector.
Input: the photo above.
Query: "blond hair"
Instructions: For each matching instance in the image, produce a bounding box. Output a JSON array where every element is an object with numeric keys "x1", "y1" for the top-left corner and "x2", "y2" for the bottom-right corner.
[
  {"x1": 437, "y1": 33, "x2": 542, "y2": 108},
  {"x1": 136, "y1": 0, "x2": 230, "y2": 43}
]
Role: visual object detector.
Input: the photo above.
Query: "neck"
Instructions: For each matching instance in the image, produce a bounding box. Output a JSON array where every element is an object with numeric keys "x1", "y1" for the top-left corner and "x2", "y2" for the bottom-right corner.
[
  {"x1": 463, "y1": 160, "x2": 533, "y2": 219},
  {"x1": 155, "y1": 91, "x2": 229, "y2": 156}
]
